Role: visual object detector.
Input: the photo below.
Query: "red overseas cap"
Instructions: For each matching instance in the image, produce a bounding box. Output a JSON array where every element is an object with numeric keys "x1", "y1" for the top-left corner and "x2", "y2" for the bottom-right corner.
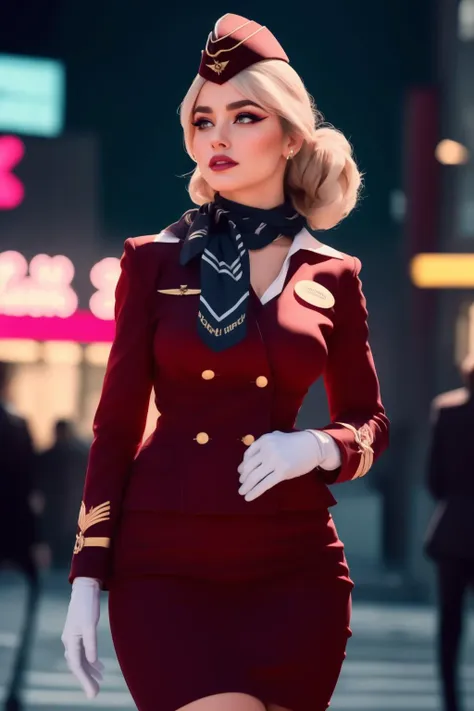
[{"x1": 198, "y1": 13, "x2": 289, "y2": 85}]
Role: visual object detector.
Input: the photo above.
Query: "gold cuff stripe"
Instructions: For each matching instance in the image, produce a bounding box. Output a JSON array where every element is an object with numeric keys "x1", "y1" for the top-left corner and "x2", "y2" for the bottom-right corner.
[
  {"x1": 83, "y1": 537, "x2": 110, "y2": 548},
  {"x1": 335, "y1": 422, "x2": 374, "y2": 479},
  {"x1": 74, "y1": 500, "x2": 112, "y2": 555},
  {"x1": 73, "y1": 534, "x2": 110, "y2": 555}
]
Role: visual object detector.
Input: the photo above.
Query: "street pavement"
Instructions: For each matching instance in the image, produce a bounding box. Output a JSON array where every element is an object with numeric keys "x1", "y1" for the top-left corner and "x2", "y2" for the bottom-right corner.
[{"x1": 1, "y1": 570, "x2": 474, "y2": 710}]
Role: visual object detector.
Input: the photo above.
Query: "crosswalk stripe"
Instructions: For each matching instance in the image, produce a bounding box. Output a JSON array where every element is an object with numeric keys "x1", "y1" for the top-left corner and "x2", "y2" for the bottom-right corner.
[
  {"x1": 331, "y1": 693, "x2": 474, "y2": 710},
  {"x1": 0, "y1": 688, "x2": 134, "y2": 708},
  {"x1": 342, "y1": 660, "x2": 474, "y2": 678},
  {"x1": 26, "y1": 671, "x2": 128, "y2": 690}
]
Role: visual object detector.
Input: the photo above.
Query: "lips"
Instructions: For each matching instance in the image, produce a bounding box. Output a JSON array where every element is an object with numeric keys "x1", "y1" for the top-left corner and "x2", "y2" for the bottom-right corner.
[{"x1": 209, "y1": 155, "x2": 238, "y2": 171}]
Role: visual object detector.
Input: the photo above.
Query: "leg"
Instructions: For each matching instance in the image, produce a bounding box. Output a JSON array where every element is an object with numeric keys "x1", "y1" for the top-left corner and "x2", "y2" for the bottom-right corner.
[
  {"x1": 177, "y1": 693, "x2": 266, "y2": 711},
  {"x1": 3, "y1": 552, "x2": 41, "y2": 711},
  {"x1": 436, "y1": 559, "x2": 469, "y2": 711}
]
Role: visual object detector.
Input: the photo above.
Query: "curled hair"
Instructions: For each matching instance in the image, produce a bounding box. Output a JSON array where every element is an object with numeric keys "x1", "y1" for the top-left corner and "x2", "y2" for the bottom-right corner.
[{"x1": 179, "y1": 60, "x2": 362, "y2": 230}]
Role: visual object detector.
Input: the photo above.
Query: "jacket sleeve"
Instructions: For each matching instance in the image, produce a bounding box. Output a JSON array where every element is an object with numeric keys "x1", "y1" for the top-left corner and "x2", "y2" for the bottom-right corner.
[
  {"x1": 317, "y1": 257, "x2": 389, "y2": 484},
  {"x1": 69, "y1": 239, "x2": 155, "y2": 586}
]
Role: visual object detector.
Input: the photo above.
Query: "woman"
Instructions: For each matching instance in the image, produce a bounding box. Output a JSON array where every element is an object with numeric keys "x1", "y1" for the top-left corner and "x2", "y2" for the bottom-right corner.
[{"x1": 61, "y1": 13, "x2": 389, "y2": 711}]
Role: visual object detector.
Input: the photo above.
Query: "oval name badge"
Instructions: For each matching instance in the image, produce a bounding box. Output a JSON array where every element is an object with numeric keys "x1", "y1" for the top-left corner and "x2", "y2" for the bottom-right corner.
[{"x1": 294, "y1": 280, "x2": 335, "y2": 309}]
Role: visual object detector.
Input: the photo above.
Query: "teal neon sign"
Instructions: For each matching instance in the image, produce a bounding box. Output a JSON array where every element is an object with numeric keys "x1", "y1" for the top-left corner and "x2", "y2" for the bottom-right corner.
[{"x1": 0, "y1": 54, "x2": 65, "y2": 137}]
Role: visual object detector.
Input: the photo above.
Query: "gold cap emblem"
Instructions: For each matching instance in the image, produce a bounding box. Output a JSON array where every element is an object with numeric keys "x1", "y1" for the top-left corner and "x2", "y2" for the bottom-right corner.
[{"x1": 206, "y1": 60, "x2": 230, "y2": 75}]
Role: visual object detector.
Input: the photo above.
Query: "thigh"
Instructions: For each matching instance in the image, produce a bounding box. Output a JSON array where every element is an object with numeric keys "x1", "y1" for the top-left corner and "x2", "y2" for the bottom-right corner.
[
  {"x1": 240, "y1": 575, "x2": 353, "y2": 711},
  {"x1": 108, "y1": 577, "x2": 254, "y2": 711},
  {"x1": 177, "y1": 693, "x2": 266, "y2": 711}
]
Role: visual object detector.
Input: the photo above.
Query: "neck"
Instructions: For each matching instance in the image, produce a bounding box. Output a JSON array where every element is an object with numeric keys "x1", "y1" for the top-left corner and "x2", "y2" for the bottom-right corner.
[{"x1": 218, "y1": 187, "x2": 285, "y2": 211}]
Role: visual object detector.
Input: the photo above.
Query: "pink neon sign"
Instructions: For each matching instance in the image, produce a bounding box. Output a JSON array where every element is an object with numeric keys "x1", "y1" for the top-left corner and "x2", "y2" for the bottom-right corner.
[
  {"x1": 0, "y1": 136, "x2": 25, "y2": 210},
  {"x1": 89, "y1": 257, "x2": 121, "y2": 320},
  {"x1": 0, "y1": 251, "x2": 121, "y2": 343},
  {"x1": 0, "y1": 251, "x2": 78, "y2": 317}
]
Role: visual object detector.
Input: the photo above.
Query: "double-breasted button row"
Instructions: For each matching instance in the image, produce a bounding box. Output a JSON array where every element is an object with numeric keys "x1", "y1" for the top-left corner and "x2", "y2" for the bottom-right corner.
[
  {"x1": 194, "y1": 432, "x2": 255, "y2": 446},
  {"x1": 200, "y1": 370, "x2": 268, "y2": 389}
]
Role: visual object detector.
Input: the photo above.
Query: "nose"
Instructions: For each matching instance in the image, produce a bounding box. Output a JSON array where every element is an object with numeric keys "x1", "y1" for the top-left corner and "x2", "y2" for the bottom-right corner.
[{"x1": 210, "y1": 125, "x2": 231, "y2": 151}]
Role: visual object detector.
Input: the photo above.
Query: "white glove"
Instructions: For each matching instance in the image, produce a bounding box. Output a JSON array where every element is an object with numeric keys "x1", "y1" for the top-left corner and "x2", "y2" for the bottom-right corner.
[
  {"x1": 238, "y1": 429, "x2": 341, "y2": 502},
  {"x1": 61, "y1": 576, "x2": 104, "y2": 699}
]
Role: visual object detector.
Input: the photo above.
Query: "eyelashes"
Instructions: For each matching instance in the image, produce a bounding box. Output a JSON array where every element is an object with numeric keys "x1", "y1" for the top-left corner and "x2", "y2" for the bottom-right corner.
[{"x1": 192, "y1": 112, "x2": 267, "y2": 129}]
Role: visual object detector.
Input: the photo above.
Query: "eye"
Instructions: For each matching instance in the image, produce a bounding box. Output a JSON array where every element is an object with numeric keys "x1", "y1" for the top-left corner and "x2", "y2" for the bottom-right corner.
[
  {"x1": 192, "y1": 118, "x2": 213, "y2": 129},
  {"x1": 235, "y1": 112, "x2": 265, "y2": 124}
]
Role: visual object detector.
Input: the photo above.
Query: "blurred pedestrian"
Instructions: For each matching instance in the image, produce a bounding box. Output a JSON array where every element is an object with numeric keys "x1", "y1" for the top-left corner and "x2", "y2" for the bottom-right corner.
[
  {"x1": 36, "y1": 419, "x2": 89, "y2": 567},
  {"x1": 0, "y1": 361, "x2": 50, "y2": 711},
  {"x1": 424, "y1": 354, "x2": 474, "y2": 711},
  {"x1": 61, "y1": 13, "x2": 389, "y2": 711}
]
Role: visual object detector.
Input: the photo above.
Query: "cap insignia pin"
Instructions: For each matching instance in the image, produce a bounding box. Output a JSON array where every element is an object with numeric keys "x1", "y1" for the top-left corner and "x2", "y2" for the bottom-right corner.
[{"x1": 206, "y1": 59, "x2": 229, "y2": 75}]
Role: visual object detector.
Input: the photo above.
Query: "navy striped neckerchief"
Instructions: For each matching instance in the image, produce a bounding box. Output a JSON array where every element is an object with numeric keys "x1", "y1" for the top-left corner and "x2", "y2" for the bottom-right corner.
[{"x1": 179, "y1": 193, "x2": 306, "y2": 352}]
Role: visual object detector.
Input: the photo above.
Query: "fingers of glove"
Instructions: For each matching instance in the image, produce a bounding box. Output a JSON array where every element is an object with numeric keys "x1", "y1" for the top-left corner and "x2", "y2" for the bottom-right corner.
[
  {"x1": 64, "y1": 645, "x2": 100, "y2": 699},
  {"x1": 82, "y1": 624, "x2": 98, "y2": 665},
  {"x1": 242, "y1": 470, "x2": 280, "y2": 502},
  {"x1": 241, "y1": 437, "x2": 263, "y2": 462},
  {"x1": 239, "y1": 462, "x2": 275, "y2": 497},
  {"x1": 84, "y1": 658, "x2": 104, "y2": 683},
  {"x1": 65, "y1": 652, "x2": 103, "y2": 684},
  {"x1": 238, "y1": 450, "x2": 266, "y2": 480}
]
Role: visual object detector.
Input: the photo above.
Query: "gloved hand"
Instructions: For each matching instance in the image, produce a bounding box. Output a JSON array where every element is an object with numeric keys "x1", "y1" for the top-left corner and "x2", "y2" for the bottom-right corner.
[
  {"x1": 238, "y1": 429, "x2": 341, "y2": 502},
  {"x1": 61, "y1": 576, "x2": 104, "y2": 699}
]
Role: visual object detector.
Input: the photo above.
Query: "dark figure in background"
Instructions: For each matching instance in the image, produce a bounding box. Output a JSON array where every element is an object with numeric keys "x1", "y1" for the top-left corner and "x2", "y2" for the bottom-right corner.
[
  {"x1": 0, "y1": 362, "x2": 47, "y2": 711},
  {"x1": 424, "y1": 355, "x2": 474, "y2": 711},
  {"x1": 36, "y1": 419, "x2": 89, "y2": 568}
]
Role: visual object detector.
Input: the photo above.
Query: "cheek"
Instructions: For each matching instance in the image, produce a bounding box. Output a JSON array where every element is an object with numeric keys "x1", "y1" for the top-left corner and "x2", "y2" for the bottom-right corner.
[{"x1": 242, "y1": 126, "x2": 284, "y2": 163}]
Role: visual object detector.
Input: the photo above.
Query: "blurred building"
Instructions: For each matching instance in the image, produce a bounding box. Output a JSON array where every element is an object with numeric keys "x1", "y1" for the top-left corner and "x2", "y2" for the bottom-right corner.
[{"x1": 0, "y1": 132, "x2": 157, "y2": 448}]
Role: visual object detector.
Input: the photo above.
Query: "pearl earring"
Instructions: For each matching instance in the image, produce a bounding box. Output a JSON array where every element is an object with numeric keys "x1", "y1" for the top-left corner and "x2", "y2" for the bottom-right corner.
[{"x1": 286, "y1": 149, "x2": 295, "y2": 161}]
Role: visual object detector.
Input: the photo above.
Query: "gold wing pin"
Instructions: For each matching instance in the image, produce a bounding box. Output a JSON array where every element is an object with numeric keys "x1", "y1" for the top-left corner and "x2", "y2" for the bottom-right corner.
[
  {"x1": 335, "y1": 422, "x2": 374, "y2": 479},
  {"x1": 73, "y1": 500, "x2": 111, "y2": 554},
  {"x1": 206, "y1": 60, "x2": 229, "y2": 75},
  {"x1": 157, "y1": 285, "x2": 201, "y2": 296}
]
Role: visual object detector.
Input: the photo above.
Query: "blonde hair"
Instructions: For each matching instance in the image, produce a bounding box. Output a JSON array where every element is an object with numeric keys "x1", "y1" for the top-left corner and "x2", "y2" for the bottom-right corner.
[{"x1": 179, "y1": 60, "x2": 363, "y2": 230}]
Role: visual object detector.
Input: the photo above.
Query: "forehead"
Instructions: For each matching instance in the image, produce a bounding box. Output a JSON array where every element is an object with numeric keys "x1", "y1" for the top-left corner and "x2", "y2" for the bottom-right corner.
[{"x1": 196, "y1": 80, "x2": 248, "y2": 108}]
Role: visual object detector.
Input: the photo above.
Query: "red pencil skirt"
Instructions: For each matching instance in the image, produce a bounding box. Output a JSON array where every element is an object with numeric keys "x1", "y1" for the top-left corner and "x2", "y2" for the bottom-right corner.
[{"x1": 108, "y1": 509, "x2": 354, "y2": 711}]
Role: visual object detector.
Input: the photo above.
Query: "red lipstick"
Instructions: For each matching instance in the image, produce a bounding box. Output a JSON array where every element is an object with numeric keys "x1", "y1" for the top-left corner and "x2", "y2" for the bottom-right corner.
[{"x1": 209, "y1": 155, "x2": 238, "y2": 171}]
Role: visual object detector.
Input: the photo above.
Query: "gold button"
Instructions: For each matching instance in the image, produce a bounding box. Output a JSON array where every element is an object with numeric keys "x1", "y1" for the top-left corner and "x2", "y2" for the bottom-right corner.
[
  {"x1": 256, "y1": 376, "x2": 268, "y2": 388},
  {"x1": 195, "y1": 432, "x2": 209, "y2": 445},
  {"x1": 241, "y1": 434, "x2": 255, "y2": 446},
  {"x1": 201, "y1": 370, "x2": 215, "y2": 380}
]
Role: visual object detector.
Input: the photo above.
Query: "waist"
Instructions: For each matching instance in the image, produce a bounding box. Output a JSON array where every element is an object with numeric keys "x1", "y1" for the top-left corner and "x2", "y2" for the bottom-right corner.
[{"x1": 111, "y1": 510, "x2": 348, "y2": 583}]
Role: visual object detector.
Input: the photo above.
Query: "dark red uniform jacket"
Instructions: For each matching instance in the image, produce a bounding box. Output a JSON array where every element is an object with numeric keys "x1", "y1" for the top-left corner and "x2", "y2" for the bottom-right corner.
[{"x1": 70, "y1": 220, "x2": 389, "y2": 583}]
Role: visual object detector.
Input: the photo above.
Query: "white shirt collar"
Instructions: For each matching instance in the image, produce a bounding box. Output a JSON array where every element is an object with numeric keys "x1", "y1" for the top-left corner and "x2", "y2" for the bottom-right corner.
[
  {"x1": 259, "y1": 228, "x2": 344, "y2": 304},
  {"x1": 287, "y1": 227, "x2": 344, "y2": 261}
]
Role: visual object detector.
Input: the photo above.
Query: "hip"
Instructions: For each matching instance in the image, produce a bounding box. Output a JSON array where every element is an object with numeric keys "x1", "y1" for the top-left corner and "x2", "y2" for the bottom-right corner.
[{"x1": 111, "y1": 509, "x2": 352, "y2": 585}]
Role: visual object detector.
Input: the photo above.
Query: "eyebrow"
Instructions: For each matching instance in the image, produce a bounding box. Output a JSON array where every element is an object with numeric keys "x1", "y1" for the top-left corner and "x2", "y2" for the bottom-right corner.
[{"x1": 192, "y1": 99, "x2": 264, "y2": 115}]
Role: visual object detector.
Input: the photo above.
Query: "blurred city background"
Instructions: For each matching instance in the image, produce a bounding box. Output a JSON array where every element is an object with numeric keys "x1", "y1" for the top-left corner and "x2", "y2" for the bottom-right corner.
[{"x1": 1, "y1": 0, "x2": 474, "y2": 709}]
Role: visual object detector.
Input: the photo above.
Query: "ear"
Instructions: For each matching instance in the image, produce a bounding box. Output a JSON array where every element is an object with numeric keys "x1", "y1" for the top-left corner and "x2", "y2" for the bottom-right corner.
[{"x1": 284, "y1": 133, "x2": 304, "y2": 159}]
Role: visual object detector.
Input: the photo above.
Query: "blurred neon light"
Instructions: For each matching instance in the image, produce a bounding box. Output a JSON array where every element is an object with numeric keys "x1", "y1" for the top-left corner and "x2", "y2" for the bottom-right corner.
[
  {"x1": 0, "y1": 136, "x2": 25, "y2": 209},
  {"x1": 0, "y1": 250, "x2": 122, "y2": 343},
  {"x1": 0, "y1": 54, "x2": 65, "y2": 137},
  {"x1": 0, "y1": 250, "x2": 78, "y2": 316},
  {"x1": 89, "y1": 257, "x2": 121, "y2": 320},
  {"x1": 410, "y1": 254, "x2": 474, "y2": 287},
  {"x1": 0, "y1": 311, "x2": 115, "y2": 343}
]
